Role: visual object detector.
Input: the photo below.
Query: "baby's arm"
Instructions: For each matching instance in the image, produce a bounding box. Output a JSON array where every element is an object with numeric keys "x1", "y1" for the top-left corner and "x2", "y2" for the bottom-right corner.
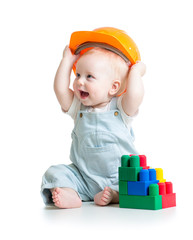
[
  {"x1": 122, "y1": 61, "x2": 146, "y2": 116},
  {"x1": 54, "y1": 46, "x2": 79, "y2": 112}
]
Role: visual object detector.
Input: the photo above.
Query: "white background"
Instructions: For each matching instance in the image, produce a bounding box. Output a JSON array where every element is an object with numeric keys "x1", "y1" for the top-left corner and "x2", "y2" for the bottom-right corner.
[{"x1": 0, "y1": 0, "x2": 192, "y2": 239}]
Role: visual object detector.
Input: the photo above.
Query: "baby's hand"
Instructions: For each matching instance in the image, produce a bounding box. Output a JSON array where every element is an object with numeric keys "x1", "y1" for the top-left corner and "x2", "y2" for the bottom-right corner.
[
  {"x1": 63, "y1": 45, "x2": 80, "y2": 67},
  {"x1": 130, "y1": 61, "x2": 146, "y2": 77}
]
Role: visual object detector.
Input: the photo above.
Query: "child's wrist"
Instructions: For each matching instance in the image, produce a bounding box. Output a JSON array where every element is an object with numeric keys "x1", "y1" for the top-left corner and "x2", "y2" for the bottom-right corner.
[{"x1": 61, "y1": 57, "x2": 74, "y2": 70}]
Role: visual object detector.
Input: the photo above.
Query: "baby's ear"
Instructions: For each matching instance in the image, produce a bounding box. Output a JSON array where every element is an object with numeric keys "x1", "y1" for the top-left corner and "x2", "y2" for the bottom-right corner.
[{"x1": 109, "y1": 80, "x2": 121, "y2": 96}]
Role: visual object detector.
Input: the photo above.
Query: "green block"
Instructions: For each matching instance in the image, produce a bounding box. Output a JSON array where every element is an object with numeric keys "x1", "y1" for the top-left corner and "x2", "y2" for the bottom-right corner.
[
  {"x1": 119, "y1": 194, "x2": 162, "y2": 210},
  {"x1": 119, "y1": 167, "x2": 142, "y2": 181},
  {"x1": 121, "y1": 155, "x2": 131, "y2": 167},
  {"x1": 130, "y1": 155, "x2": 140, "y2": 167},
  {"x1": 149, "y1": 184, "x2": 159, "y2": 196},
  {"x1": 119, "y1": 181, "x2": 128, "y2": 195}
]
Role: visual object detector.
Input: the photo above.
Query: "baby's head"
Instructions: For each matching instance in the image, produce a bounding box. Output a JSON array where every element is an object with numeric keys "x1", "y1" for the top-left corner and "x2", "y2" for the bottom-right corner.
[{"x1": 73, "y1": 47, "x2": 129, "y2": 108}]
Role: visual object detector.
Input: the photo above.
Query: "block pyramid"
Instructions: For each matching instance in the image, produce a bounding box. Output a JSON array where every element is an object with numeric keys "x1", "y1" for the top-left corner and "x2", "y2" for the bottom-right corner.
[{"x1": 119, "y1": 155, "x2": 176, "y2": 210}]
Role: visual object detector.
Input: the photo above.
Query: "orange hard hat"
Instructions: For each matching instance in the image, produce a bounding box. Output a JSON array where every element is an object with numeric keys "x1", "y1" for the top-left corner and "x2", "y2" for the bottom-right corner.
[{"x1": 69, "y1": 27, "x2": 141, "y2": 71}]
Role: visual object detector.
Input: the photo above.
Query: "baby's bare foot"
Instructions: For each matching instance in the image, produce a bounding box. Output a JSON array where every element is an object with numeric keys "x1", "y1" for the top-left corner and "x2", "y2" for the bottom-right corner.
[
  {"x1": 94, "y1": 187, "x2": 119, "y2": 206},
  {"x1": 51, "y1": 187, "x2": 82, "y2": 209}
]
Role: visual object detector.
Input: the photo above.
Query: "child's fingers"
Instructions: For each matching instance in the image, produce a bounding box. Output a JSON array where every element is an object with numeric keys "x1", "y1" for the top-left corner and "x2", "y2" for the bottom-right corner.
[{"x1": 131, "y1": 61, "x2": 146, "y2": 76}]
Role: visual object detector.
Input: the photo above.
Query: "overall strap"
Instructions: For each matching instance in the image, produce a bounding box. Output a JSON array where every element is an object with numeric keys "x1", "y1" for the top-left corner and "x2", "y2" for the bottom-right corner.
[
  {"x1": 80, "y1": 103, "x2": 87, "y2": 111},
  {"x1": 110, "y1": 97, "x2": 118, "y2": 110}
]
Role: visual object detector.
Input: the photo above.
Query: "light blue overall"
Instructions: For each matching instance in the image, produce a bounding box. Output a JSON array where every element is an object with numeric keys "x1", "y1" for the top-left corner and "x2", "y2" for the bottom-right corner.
[{"x1": 41, "y1": 98, "x2": 138, "y2": 205}]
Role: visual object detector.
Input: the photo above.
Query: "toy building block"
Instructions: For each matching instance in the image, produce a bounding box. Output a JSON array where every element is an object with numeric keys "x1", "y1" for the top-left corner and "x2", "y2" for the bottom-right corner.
[
  {"x1": 139, "y1": 155, "x2": 146, "y2": 167},
  {"x1": 119, "y1": 181, "x2": 128, "y2": 195},
  {"x1": 158, "y1": 182, "x2": 176, "y2": 208},
  {"x1": 155, "y1": 168, "x2": 166, "y2": 183},
  {"x1": 119, "y1": 155, "x2": 142, "y2": 181},
  {"x1": 119, "y1": 167, "x2": 142, "y2": 181},
  {"x1": 139, "y1": 155, "x2": 150, "y2": 169},
  {"x1": 130, "y1": 155, "x2": 140, "y2": 167},
  {"x1": 130, "y1": 154, "x2": 150, "y2": 169},
  {"x1": 127, "y1": 169, "x2": 159, "y2": 196},
  {"x1": 119, "y1": 184, "x2": 162, "y2": 210},
  {"x1": 121, "y1": 155, "x2": 130, "y2": 167},
  {"x1": 123, "y1": 155, "x2": 141, "y2": 167},
  {"x1": 119, "y1": 154, "x2": 176, "y2": 210}
]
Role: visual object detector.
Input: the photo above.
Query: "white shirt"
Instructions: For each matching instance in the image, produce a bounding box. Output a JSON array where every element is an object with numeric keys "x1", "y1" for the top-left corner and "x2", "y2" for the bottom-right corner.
[{"x1": 66, "y1": 94, "x2": 136, "y2": 129}]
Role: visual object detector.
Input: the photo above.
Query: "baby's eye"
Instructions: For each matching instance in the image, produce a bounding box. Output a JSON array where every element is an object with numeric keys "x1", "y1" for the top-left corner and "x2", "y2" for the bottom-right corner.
[
  {"x1": 76, "y1": 73, "x2": 80, "y2": 78},
  {"x1": 87, "y1": 74, "x2": 93, "y2": 79}
]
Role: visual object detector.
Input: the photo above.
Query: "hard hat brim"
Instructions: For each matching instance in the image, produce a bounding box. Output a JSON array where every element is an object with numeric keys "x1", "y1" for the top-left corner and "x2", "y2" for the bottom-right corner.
[
  {"x1": 69, "y1": 30, "x2": 141, "y2": 65},
  {"x1": 75, "y1": 42, "x2": 130, "y2": 63}
]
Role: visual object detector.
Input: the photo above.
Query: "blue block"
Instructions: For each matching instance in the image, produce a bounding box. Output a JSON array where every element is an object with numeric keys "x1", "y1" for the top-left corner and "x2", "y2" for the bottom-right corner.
[
  {"x1": 127, "y1": 180, "x2": 159, "y2": 196},
  {"x1": 149, "y1": 169, "x2": 157, "y2": 181},
  {"x1": 139, "y1": 169, "x2": 157, "y2": 181}
]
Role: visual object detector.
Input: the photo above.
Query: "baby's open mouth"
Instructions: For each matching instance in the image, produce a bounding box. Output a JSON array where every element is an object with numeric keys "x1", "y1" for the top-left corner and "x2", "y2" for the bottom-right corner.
[{"x1": 80, "y1": 90, "x2": 89, "y2": 99}]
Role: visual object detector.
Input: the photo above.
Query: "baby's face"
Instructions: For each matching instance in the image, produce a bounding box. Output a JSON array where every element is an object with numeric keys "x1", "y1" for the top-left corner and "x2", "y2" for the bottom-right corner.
[{"x1": 73, "y1": 52, "x2": 115, "y2": 108}]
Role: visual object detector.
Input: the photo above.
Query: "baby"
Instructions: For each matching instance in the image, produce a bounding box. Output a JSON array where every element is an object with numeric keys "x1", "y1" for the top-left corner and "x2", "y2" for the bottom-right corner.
[{"x1": 41, "y1": 45, "x2": 145, "y2": 209}]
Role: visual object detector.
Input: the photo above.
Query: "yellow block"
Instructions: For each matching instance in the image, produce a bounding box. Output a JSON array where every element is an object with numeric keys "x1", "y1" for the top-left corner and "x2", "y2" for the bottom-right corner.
[{"x1": 155, "y1": 168, "x2": 166, "y2": 183}]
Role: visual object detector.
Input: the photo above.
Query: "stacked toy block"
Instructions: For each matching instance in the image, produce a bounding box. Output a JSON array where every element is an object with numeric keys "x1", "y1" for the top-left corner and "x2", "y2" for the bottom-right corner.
[
  {"x1": 119, "y1": 155, "x2": 176, "y2": 210},
  {"x1": 158, "y1": 182, "x2": 176, "y2": 208}
]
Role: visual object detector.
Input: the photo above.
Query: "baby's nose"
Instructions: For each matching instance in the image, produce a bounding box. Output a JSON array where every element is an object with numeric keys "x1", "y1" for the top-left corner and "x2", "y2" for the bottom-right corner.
[{"x1": 77, "y1": 77, "x2": 84, "y2": 86}]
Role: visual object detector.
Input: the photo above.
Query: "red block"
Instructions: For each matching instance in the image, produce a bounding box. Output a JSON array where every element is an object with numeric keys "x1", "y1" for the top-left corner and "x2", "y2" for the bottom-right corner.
[
  {"x1": 142, "y1": 166, "x2": 150, "y2": 170},
  {"x1": 139, "y1": 155, "x2": 147, "y2": 167},
  {"x1": 158, "y1": 182, "x2": 176, "y2": 208},
  {"x1": 162, "y1": 193, "x2": 176, "y2": 208}
]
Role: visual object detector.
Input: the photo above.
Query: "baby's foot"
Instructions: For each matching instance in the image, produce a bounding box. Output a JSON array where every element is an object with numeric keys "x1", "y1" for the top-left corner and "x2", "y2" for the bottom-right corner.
[
  {"x1": 51, "y1": 187, "x2": 82, "y2": 209},
  {"x1": 94, "y1": 187, "x2": 119, "y2": 206}
]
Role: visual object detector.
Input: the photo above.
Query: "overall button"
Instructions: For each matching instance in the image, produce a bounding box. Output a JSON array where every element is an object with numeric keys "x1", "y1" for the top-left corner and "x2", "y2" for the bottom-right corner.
[
  {"x1": 114, "y1": 111, "x2": 119, "y2": 116},
  {"x1": 80, "y1": 113, "x2": 83, "y2": 118}
]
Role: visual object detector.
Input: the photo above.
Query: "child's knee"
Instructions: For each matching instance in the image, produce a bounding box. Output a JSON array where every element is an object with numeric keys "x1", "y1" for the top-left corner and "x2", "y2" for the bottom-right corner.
[{"x1": 44, "y1": 165, "x2": 57, "y2": 180}]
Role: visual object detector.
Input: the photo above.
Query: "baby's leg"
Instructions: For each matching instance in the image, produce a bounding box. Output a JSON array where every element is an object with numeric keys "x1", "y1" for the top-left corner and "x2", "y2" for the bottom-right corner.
[
  {"x1": 94, "y1": 187, "x2": 119, "y2": 206},
  {"x1": 51, "y1": 187, "x2": 82, "y2": 209}
]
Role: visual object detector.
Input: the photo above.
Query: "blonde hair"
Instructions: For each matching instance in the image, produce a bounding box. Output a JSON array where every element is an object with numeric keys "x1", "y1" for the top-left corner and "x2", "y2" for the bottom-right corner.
[{"x1": 80, "y1": 47, "x2": 129, "y2": 94}]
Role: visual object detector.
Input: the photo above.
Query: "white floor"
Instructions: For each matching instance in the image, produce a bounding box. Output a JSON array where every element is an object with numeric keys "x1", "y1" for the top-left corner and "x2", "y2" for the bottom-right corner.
[{"x1": 2, "y1": 194, "x2": 191, "y2": 240}]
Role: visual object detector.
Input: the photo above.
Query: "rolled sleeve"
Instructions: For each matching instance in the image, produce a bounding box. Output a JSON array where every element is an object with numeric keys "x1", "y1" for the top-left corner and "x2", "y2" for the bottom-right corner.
[
  {"x1": 63, "y1": 95, "x2": 81, "y2": 121},
  {"x1": 117, "y1": 95, "x2": 138, "y2": 129}
]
